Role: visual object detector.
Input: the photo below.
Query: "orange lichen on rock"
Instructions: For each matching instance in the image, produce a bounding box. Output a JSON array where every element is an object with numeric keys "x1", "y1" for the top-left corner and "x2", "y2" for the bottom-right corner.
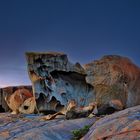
[
  {"x1": 84, "y1": 55, "x2": 140, "y2": 111},
  {"x1": 5, "y1": 88, "x2": 33, "y2": 114},
  {"x1": 82, "y1": 105, "x2": 140, "y2": 140},
  {"x1": 19, "y1": 97, "x2": 36, "y2": 114}
]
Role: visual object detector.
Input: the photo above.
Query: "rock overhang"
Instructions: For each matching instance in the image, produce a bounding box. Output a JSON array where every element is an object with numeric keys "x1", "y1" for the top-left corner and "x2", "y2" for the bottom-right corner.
[
  {"x1": 26, "y1": 52, "x2": 95, "y2": 113},
  {"x1": 25, "y1": 52, "x2": 140, "y2": 114}
]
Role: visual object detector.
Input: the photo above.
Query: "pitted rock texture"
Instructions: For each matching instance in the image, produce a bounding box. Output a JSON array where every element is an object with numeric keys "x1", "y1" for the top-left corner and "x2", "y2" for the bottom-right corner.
[
  {"x1": 81, "y1": 105, "x2": 140, "y2": 140},
  {"x1": 26, "y1": 52, "x2": 95, "y2": 112},
  {"x1": 5, "y1": 88, "x2": 33, "y2": 114},
  {"x1": 26, "y1": 53, "x2": 140, "y2": 114},
  {"x1": 84, "y1": 55, "x2": 140, "y2": 113},
  {"x1": 0, "y1": 86, "x2": 32, "y2": 112}
]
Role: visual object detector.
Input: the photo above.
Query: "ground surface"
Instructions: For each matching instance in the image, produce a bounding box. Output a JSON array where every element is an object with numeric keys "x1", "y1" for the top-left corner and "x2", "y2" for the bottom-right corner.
[{"x1": 0, "y1": 113, "x2": 97, "y2": 140}]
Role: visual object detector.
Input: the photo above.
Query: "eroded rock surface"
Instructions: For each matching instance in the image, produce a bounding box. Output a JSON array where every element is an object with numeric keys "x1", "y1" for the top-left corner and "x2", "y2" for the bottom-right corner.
[
  {"x1": 81, "y1": 105, "x2": 140, "y2": 140},
  {"x1": 25, "y1": 53, "x2": 140, "y2": 115},
  {"x1": 5, "y1": 88, "x2": 33, "y2": 114},
  {"x1": 0, "y1": 53, "x2": 140, "y2": 140},
  {"x1": 26, "y1": 52, "x2": 95, "y2": 113},
  {"x1": 84, "y1": 55, "x2": 140, "y2": 114},
  {"x1": 0, "y1": 86, "x2": 32, "y2": 113},
  {"x1": 0, "y1": 113, "x2": 97, "y2": 140}
]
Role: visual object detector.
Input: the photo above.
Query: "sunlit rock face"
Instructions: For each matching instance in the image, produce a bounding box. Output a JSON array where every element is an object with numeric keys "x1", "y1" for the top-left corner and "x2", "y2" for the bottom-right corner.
[
  {"x1": 26, "y1": 53, "x2": 140, "y2": 115},
  {"x1": 0, "y1": 86, "x2": 32, "y2": 112},
  {"x1": 26, "y1": 52, "x2": 95, "y2": 113},
  {"x1": 82, "y1": 105, "x2": 140, "y2": 140},
  {"x1": 84, "y1": 55, "x2": 140, "y2": 113}
]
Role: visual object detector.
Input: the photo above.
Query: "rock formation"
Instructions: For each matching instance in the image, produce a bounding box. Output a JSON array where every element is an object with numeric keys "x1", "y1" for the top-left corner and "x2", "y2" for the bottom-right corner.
[
  {"x1": 84, "y1": 55, "x2": 140, "y2": 114},
  {"x1": 0, "y1": 113, "x2": 97, "y2": 140},
  {"x1": 81, "y1": 105, "x2": 140, "y2": 140},
  {"x1": 26, "y1": 52, "x2": 95, "y2": 113},
  {"x1": 0, "y1": 53, "x2": 140, "y2": 139},
  {"x1": 0, "y1": 86, "x2": 32, "y2": 112},
  {"x1": 5, "y1": 88, "x2": 33, "y2": 114},
  {"x1": 65, "y1": 100, "x2": 98, "y2": 119},
  {"x1": 26, "y1": 53, "x2": 140, "y2": 115},
  {"x1": 0, "y1": 105, "x2": 139, "y2": 140},
  {"x1": 19, "y1": 97, "x2": 36, "y2": 114}
]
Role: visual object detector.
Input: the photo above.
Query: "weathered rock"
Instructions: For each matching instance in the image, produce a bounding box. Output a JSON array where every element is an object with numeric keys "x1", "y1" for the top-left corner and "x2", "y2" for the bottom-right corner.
[
  {"x1": 0, "y1": 86, "x2": 32, "y2": 112},
  {"x1": 66, "y1": 100, "x2": 98, "y2": 119},
  {"x1": 84, "y1": 55, "x2": 140, "y2": 113},
  {"x1": 26, "y1": 52, "x2": 95, "y2": 113},
  {"x1": 0, "y1": 54, "x2": 140, "y2": 140},
  {"x1": 19, "y1": 97, "x2": 36, "y2": 114},
  {"x1": 0, "y1": 113, "x2": 97, "y2": 140},
  {"x1": 25, "y1": 53, "x2": 140, "y2": 115},
  {"x1": 5, "y1": 88, "x2": 33, "y2": 114},
  {"x1": 81, "y1": 105, "x2": 140, "y2": 140}
]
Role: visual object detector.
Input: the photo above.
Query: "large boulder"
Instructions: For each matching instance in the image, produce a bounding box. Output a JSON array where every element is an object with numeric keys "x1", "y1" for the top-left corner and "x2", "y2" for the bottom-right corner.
[
  {"x1": 0, "y1": 86, "x2": 32, "y2": 112},
  {"x1": 25, "y1": 53, "x2": 140, "y2": 114},
  {"x1": 84, "y1": 55, "x2": 140, "y2": 114},
  {"x1": 5, "y1": 88, "x2": 34, "y2": 114},
  {"x1": 82, "y1": 105, "x2": 140, "y2": 140},
  {"x1": 26, "y1": 52, "x2": 95, "y2": 113}
]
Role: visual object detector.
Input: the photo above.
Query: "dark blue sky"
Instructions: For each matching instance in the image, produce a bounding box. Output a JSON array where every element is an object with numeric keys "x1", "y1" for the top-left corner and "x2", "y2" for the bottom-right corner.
[{"x1": 0, "y1": 0, "x2": 140, "y2": 87}]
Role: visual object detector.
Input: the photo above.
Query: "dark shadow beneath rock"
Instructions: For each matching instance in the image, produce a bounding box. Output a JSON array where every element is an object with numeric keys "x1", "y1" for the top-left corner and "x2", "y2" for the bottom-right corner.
[
  {"x1": 97, "y1": 104, "x2": 117, "y2": 116},
  {"x1": 0, "y1": 105, "x2": 5, "y2": 113}
]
